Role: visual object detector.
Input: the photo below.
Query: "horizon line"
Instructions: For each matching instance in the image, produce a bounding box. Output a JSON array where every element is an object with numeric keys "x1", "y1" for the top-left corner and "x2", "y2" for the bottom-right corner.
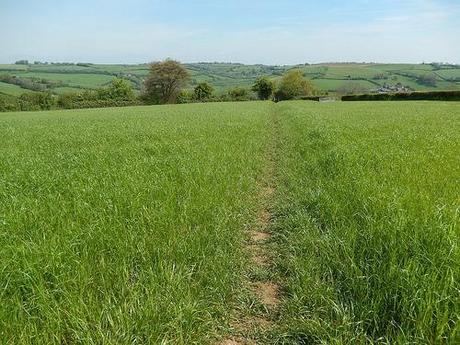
[{"x1": 2, "y1": 60, "x2": 459, "y2": 66}]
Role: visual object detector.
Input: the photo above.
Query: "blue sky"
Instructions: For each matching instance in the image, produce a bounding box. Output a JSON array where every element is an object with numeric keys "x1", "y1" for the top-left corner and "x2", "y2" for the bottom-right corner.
[{"x1": 1, "y1": 0, "x2": 459, "y2": 64}]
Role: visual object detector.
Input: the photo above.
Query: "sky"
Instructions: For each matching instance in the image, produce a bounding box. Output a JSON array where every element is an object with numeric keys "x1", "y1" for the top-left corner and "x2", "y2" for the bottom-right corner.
[{"x1": 1, "y1": 0, "x2": 459, "y2": 65}]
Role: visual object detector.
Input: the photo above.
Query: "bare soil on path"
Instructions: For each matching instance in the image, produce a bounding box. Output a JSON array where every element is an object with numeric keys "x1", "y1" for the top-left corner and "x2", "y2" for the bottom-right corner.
[{"x1": 220, "y1": 108, "x2": 281, "y2": 345}]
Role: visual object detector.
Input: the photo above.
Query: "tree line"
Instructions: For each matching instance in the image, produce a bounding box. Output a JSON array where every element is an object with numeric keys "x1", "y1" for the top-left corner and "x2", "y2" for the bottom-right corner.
[
  {"x1": 0, "y1": 59, "x2": 318, "y2": 112},
  {"x1": 142, "y1": 59, "x2": 317, "y2": 104}
]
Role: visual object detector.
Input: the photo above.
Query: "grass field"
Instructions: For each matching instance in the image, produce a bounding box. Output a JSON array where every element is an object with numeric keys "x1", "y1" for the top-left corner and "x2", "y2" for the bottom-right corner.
[
  {"x1": 311, "y1": 79, "x2": 377, "y2": 92},
  {"x1": 12, "y1": 72, "x2": 116, "y2": 88},
  {"x1": 0, "y1": 102, "x2": 271, "y2": 344},
  {"x1": 272, "y1": 101, "x2": 460, "y2": 344},
  {"x1": 0, "y1": 101, "x2": 459, "y2": 344},
  {"x1": 0, "y1": 81, "x2": 29, "y2": 96}
]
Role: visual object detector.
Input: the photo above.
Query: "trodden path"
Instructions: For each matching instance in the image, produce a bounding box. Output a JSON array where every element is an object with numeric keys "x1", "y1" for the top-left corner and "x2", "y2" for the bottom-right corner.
[{"x1": 220, "y1": 106, "x2": 281, "y2": 345}]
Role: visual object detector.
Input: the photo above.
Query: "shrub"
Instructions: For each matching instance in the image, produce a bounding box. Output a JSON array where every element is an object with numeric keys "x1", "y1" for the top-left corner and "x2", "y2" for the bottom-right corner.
[
  {"x1": 56, "y1": 92, "x2": 80, "y2": 109},
  {"x1": 341, "y1": 90, "x2": 460, "y2": 102},
  {"x1": 193, "y1": 82, "x2": 214, "y2": 101},
  {"x1": 252, "y1": 77, "x2": 275, "y2": 100},
  {"x1": 227, "y1": 87, "x2": 252, "y2": 101},
  {"x1": 57, "y1": 90, "x2": 140, "y2": 109},
  {"x1": 18, "y1": 92, "x2": 56, "y2": 111},
  {"x1": 56, "y1": 79, "x2": 138, "y2": 110},
  {"x1": 177, "y1": 90, "x2": 195, "y2": 104},
  {"x1": 0, "y1": 94, "x2": 20, "y2": 112},
  {"x1": 274, "y1": 70, "x2": 315, "y2": 101},
  {"x1": 0, "y1": 75, "x2": 49, "y2": 92},
  {"x1": 97, "y1": 78, "x2": 135, "y2": 101},
  {"x1": 297, "y1": 96, "x2": 321, "y2": 101}
]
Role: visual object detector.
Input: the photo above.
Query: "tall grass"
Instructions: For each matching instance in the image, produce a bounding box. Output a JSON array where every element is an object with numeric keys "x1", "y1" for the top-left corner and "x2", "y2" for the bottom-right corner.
[
  {"x1": 0, "y1": 102, "x2": 272, "y2": 344},
  {"x1": 1, "y1": 100, "x2": 458, "y2": 344},
  {"x1": 273, "y1": 101, "x2": 459, "y2": 344}
]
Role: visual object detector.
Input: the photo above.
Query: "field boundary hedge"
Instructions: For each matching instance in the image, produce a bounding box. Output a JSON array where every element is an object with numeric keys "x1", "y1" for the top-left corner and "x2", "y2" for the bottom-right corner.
[
  {"x1": 342, "y1": 90, "x2": 460, "y2": 101},
  {"x1": 296, "y1": 96, "x2": 321, "y2": 101}
]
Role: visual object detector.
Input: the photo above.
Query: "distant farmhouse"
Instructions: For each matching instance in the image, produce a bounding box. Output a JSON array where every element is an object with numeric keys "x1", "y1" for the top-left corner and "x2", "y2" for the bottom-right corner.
[{"x1": 373, "y1": 83, "x2": 411, "y2": 94}]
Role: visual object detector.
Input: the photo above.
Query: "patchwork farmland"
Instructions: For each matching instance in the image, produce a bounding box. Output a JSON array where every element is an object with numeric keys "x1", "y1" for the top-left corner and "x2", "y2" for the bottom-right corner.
[{"x1": 1, "y1": 62, "x2": 460, "y2": 97}]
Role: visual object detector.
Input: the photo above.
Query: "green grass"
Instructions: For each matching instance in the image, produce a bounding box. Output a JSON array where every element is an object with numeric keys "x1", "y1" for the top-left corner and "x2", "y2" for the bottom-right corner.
[
  {"x1": 436, "y1": 69, "x2": 460, "y2": 79},
  {"x1": 312, "y1": 79, "x2": 377, "y2": 92},
  {"x1": 319, "y1": 65, "x2": 379, "y2": 79},
  {"x1": 52, "y1": 86, "x2": 88, "y2": 94},
  {"x1": 0, "y1": 102, "x2": 272, "y2": 344},
  {"x1": 0, "y1": 81, "x2": 29, "y2": 96},
  {"x1": 13, "y1": 72, "x2": 116, "y2": 88},
  {"x1": 0, "y1": 64, "x2": 29, "y2": 71},
  {"x1": 0, "y1": 100, "x2": 459, "y2": 344},
  {"x1": 271, "y1": 101, "x2": 460, "y2": 344}
]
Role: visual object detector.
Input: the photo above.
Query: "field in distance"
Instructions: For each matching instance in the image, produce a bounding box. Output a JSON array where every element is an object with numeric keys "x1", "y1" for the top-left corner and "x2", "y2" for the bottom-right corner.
[
  {"x1": 0, "y1": 100, "x2": 458, "y2": 343},
  {"x1": 0, "y1": 62, "x2": 460, "y2": 97}
]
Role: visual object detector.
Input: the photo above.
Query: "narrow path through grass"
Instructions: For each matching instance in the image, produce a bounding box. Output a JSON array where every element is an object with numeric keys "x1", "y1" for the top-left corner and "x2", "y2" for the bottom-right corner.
[
  {"x1": 222, "y1": 100, "x2": 459, "y2": 344},
  {"x1": 220, "y1": 103, "x2": 281, "y2": 345}
]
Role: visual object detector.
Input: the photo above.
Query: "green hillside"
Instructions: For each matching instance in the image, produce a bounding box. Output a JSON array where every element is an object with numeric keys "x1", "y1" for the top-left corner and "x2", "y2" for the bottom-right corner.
[{"x1": 1, "y1": 62, "x2": 459, "y2": 96}]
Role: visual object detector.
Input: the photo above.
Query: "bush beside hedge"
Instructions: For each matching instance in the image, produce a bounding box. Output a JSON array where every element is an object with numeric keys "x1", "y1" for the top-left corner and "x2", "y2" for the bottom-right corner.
[
  {"x1": 0, "y1": 93, "x2": 21, "y2": 112},
  {"x1": 342, "y1": 90, "x2": 460, "y2": 101},
  {"x1": 0, "y1": 78, "x2": 140, "y2": 112},
  {"x1": 4, "y1": 84, "x2": 459, "y2": 113},
  {"x1": 56, "y1": 90, "x2": 139, "y2": 109}
]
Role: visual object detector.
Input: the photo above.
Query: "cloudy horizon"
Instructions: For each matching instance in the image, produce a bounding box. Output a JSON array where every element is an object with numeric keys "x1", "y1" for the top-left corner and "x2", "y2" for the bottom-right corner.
[{"x1": 1, "y1": 0, "x2": 459, "y2": 65}]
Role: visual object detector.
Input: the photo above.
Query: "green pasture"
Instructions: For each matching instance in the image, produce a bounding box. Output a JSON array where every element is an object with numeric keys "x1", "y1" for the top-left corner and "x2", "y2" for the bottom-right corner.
[{"x1": 0, "y1": 100, "x2": 459, "y2": 344}]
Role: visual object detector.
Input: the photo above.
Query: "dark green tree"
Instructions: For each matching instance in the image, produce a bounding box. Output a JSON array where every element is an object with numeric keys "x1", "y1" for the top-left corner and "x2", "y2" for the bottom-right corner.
[
  {"x1": 194, "y1": 82, "x2": 214, "y2": 101},
  {"x1": 227, "y1": 87, "x2": 250, "y2": 101},
  {"x1": 252, "y1": 77, "x2": 275, "y2": 100}
]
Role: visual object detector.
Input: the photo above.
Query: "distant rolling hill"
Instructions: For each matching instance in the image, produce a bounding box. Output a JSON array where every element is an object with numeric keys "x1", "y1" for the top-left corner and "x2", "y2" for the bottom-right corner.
[{"x1": 0, "y1": 62, "x2": 459, "y2": 97}]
